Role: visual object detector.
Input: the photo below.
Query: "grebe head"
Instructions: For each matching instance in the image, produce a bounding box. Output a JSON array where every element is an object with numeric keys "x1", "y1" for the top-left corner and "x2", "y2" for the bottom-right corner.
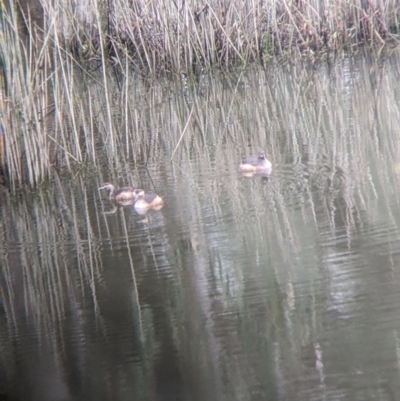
[
  {"x1": 258, "y1": 151, "x2": 266, "y2": 160},
  {"x1": 98, "y1": 183, "x2": 115, "y2": 192},
  {"x1": 132, "y1": 189, "x2": 145, "y2": 200}
]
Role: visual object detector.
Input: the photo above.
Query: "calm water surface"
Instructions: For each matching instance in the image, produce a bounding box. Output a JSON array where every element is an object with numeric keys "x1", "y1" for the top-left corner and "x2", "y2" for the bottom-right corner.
[{"x1": 2, "y1": 52, "x2": 400, "y2": 400}]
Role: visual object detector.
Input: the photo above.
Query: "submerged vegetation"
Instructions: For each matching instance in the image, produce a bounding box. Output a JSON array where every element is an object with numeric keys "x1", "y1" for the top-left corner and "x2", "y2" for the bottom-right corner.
[
  {"x1": 2, "y1": 51, "x2": 400, "y2": 398},
  {"x1": 0, "y1": 0, "x2": 400, "y2": 187}
]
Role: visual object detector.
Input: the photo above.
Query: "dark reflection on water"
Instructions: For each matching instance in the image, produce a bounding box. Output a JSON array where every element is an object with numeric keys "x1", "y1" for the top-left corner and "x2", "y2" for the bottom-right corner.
[{"x1": 3, "y1": 51, "x2": 400, "y2": 400}]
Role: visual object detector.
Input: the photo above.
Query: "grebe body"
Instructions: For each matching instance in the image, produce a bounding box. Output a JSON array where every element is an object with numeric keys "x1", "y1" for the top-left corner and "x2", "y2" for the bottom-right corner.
[
  {"x1": 98, "y1": 183, "x2": 136, "y2": 202},
  {"x1": 239, "y1": 151, "x2": 272, "y2": 174},
  {"x1": 132, "y1": 189, "x2": 163, "y2": 211}
]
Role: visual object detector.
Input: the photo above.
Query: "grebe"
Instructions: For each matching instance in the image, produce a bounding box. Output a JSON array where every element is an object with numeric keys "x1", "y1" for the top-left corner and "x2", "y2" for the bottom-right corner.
[
  {"x1": 239, "y1": 151, "x2": 272, "y2": 174},
  {"x1": 132, "y1": 189, "x2": 163, "y2": 210},
  {"x1": 98, "y1": 183, "x2": 136, "y2": 202}
]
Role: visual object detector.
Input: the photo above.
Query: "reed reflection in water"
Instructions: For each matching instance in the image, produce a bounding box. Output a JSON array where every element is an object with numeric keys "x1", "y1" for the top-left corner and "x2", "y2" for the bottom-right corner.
[{"x1": 2, "y1": 52, "x2": 400, "y2": 400}]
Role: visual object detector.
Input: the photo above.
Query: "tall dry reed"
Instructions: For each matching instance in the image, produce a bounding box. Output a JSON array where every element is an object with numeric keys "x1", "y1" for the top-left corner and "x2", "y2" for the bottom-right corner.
[{"x1": 40, "y1": 0, "x2": 400, "y2": 71}]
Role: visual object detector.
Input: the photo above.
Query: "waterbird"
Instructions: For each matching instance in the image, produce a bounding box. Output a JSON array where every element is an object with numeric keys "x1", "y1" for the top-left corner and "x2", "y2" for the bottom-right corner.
[
  {"x1": 132, "y1": 189, "x2": 164, "y2": 211},
  {"x1": 98, "y1": 183, "x2": 136, "y2": 202},
  {"x1": 239, "y1": 151, "x2": 272, "y2": 174}
]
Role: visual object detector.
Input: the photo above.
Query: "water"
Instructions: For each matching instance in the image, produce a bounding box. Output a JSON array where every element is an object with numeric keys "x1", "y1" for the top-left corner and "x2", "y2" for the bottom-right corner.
[{"x1": 2, "y1": 51, "x2": 400, "y2": 400}]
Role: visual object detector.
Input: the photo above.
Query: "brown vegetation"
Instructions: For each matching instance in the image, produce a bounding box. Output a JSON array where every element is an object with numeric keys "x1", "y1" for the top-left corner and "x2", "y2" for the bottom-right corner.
[{"x1": 34, "y1": 0, "x2": 400, "y2": 71}]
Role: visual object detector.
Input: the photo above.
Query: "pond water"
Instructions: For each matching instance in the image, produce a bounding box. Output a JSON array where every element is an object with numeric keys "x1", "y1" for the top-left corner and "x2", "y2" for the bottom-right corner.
[{"x1": 2, "y1": 51, "x2": 400, "y2": 401}]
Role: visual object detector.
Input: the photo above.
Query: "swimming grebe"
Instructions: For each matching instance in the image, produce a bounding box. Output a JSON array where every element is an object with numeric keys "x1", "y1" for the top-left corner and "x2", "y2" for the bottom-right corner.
[
  {"x1": 132, "y1": 189, "x2": 163, "y2": 210},
  {"x1": 98, "y1": 183, "x2": 136, "y2": 202},
  {"x1": 239, "y1": 151, "x2": 272, "y2": 174}
]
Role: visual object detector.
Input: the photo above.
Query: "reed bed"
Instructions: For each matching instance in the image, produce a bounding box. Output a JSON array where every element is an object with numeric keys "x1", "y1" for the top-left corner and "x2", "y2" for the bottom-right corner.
[
  {"x1": 25, "y1": 0, "x2": 400, "y2": 71},
  {"x1": 1, "y1": 0, "x2": 400, "y2": 187}
]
